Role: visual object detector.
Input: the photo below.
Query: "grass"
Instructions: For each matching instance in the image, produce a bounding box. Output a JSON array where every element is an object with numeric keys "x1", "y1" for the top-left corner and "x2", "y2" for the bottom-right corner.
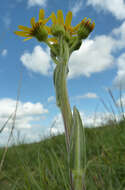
[{"x1": 0, "y1": 120, "x2": 125, "y2": 190}]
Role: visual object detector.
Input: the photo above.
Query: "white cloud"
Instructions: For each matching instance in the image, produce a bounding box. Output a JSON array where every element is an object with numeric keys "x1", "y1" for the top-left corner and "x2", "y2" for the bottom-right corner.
[
  {"x1": 70, "y1": 0, "x2": 83, "y2": 16},
  {"x1": 27, "y1": 0, "x2": 47, "y2": 7},
  {"x1": 76, "y1": 92, "x2": 98, "y2": 99},
  {"x1": 49, "y1": 114, "x2": 64, "y2": 135},
  {"x1": 0, "y1": 123, "x2": 48, "y2": 147},
  {"x1": 80, "y1": 111, "x2": 116, "y2": 127},
  {"x1": 20, "y1": 46, "x2": 52, "y2": 76},
  {"x1": 110, "y1": 21, "x2": 125, "y2": 88},
  {"x1": 68, "y1": 36, "x2": 116, "y2": 79},
  {"x1": 3, "y1": 15, "x2": 11, "y2": 28},
  {"x1": 111, "y1": 21, "x2": 125, "y2": 50},
  {"x1": 48, "y1": 110, "x2": 117, "y2": 136},
  {"x1": 1, "y1": 49, "x2": 7, "y2": 57},
  {"x1": 47, "y1": 96, "x2": 55, "y2": 102},
  {"x1": 113, "y1": 53, "x2": 125, "y2": 88},
  {"x1": 0, "y1": 98, "x2": 48, "y2": 130},
  {"x1": 116, "y1": 94, "x2": 125, "y2": 107},
  {"x1": 0, "y1": 98, "x2": 49, "y2": 146},
  {"x1": 86, "y1": 0, "x2": 125, "y2": 20}
]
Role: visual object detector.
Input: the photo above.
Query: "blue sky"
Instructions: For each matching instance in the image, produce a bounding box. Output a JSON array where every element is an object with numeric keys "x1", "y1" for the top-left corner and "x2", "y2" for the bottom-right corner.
[{"x1": 0, "y1": 0, "x2": 125, "y2": 146}]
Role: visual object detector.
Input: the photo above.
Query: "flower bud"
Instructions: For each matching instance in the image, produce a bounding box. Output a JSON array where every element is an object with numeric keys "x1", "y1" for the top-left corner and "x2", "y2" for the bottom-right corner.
[
  {"x1": 34, "y1": 24, "x2": 48, "y2": 42},
  {"x1": 51, "y1": 24, "x2": 65, "y2": 37},
  {"x1": 77, "y1": 18, "x2": 95, "y2": 40}
]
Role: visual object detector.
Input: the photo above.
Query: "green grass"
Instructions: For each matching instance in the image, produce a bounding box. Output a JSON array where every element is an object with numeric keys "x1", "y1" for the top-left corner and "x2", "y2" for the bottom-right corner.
[{"x1": 0, "y1": 121, "x2": 125, "y2": 190}]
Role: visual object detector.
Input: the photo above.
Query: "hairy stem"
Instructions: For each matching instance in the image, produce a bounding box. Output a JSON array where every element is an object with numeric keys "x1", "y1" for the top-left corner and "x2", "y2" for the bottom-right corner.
[{"x1": 53, "y1": 61, "x2": 73, "y2": 151}]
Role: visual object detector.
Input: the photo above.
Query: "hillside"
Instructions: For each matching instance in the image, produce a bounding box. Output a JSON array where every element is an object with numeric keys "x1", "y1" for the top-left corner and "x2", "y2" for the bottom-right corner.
[{"x1": 0, "y1": 122, "x2": 125, "y2": 190}]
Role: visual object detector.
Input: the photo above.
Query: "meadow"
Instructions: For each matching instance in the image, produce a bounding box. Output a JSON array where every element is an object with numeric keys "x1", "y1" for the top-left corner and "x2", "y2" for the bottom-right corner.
[{"x1": 0, "y1": 119, "x2": 125, "y2": 190}]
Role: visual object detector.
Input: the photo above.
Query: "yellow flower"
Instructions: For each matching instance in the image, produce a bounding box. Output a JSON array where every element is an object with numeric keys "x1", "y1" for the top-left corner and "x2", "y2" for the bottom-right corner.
[
  {"x1": 51, "y1": 10, "x2": 75, "y2": 37},
  {"x1": 14, "y1": 9, "x2": 56, "y2": 42},
  {"x1": 14, "y1": 9, "x2": 95, "y2": 45},
  {"x1": 50, "y1": 10, "x2": 95, "y2": 38},
  {"x1": 81, "y1": 18, "x2": 95, "y2": 31},
  {"x1": 77, "y1": 17, "x2": 95, "y2": 40}
]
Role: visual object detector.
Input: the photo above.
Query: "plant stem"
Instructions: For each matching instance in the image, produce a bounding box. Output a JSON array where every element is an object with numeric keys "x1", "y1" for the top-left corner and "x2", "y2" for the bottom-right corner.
[
  {"x1": 53, "y1": 60, "x2": 73, "y2": 151},
  {"x1": 53, "y1": 37, "x2": 86, "y2": 190}
]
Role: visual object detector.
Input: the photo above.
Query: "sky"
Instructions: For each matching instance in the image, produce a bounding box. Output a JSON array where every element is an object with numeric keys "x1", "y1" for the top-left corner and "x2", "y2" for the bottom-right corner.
[{"x1": 0, "y1": 0, "x2": 125, "y2": 147}]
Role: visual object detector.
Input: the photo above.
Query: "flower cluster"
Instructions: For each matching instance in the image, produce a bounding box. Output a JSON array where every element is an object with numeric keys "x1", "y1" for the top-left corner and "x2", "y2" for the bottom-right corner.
[{"x1": 15, "y1": 9, "x2": 95, "y2": 62}]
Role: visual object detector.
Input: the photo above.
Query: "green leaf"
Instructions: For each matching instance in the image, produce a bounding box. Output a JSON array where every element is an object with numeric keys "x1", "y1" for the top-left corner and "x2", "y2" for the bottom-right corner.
[{"x1": 69, "y1": 106, "x2": 86, "y2": 189}]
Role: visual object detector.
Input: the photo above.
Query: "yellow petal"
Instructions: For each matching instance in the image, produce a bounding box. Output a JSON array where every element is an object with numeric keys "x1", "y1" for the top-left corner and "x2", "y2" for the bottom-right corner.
[
  {"x1": 81, "y1": 17, "x2": 87, "y2": 25},
  {"x1": 65, "y1": 11, "x2": 72, "y2": 28},
  {"x1": 68, "y1": 26, "x2": 77, "y2": 35},
  {"x1": 45, "y1": 26, "x2": 51, "y2": 34},
  {"x1": 51, "y1": 12, "x2": 57, "y2": 24},
  {"x1": 24, "y1": 37, "x2": 33, "y2": 41},
  {"x1": 18, "y1": 25, "x2": 31, "y2": 31},
  {"x1": 91, "y1": 22, "x2": 95, "y2": 30},
  {"x1": 57, "y1": 10, "x2": 64, "y2": 25},
  {"x1": 39, "y1": 9, "x2": 44, "y2": 20},
  {"x1": 42, "y1": 17, "x2": 50, "y2": 25},
  {"x1": 72, "y1": 23, "x2": 81, "y2": 32},
  {"x1": 31, "y1": 17, "x2": 35, "y2": 27},
  {"x1": 14, "y1": 31, "x2": 31, "y2": 37}
]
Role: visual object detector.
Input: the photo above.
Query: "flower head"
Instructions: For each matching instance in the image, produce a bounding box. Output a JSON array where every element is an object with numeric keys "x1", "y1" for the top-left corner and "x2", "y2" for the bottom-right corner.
[
  {"x1": 77, "y1": 17, "x2": 95, "y2": 40},
  {"x1": 14, "y1": 9, "x2": 95, "y2": 58},
  {"x1": 51, "y1": 10, "x2": 74, "y2": 37},
  {"x1": 50, "y1": 10, "x2": 95, "y2": 42},
  {"x1": 14, "y1": 9, "x2": 52, "y2": 42}
]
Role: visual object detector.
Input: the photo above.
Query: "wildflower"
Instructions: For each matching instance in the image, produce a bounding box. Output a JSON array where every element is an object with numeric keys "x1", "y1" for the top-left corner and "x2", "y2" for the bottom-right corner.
[
  {"x1": 14, "y1": 9, "x2": 55, "y2": 42},
  {"x1": 51, "y1": 10, "x2": 75, "y2": 38},
  {"x1": 77, "y1": 18, "x2": 95, "y2": 40},
  {"x1": 15, "y1": 9, "x2": 95, "y2": 190}
]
